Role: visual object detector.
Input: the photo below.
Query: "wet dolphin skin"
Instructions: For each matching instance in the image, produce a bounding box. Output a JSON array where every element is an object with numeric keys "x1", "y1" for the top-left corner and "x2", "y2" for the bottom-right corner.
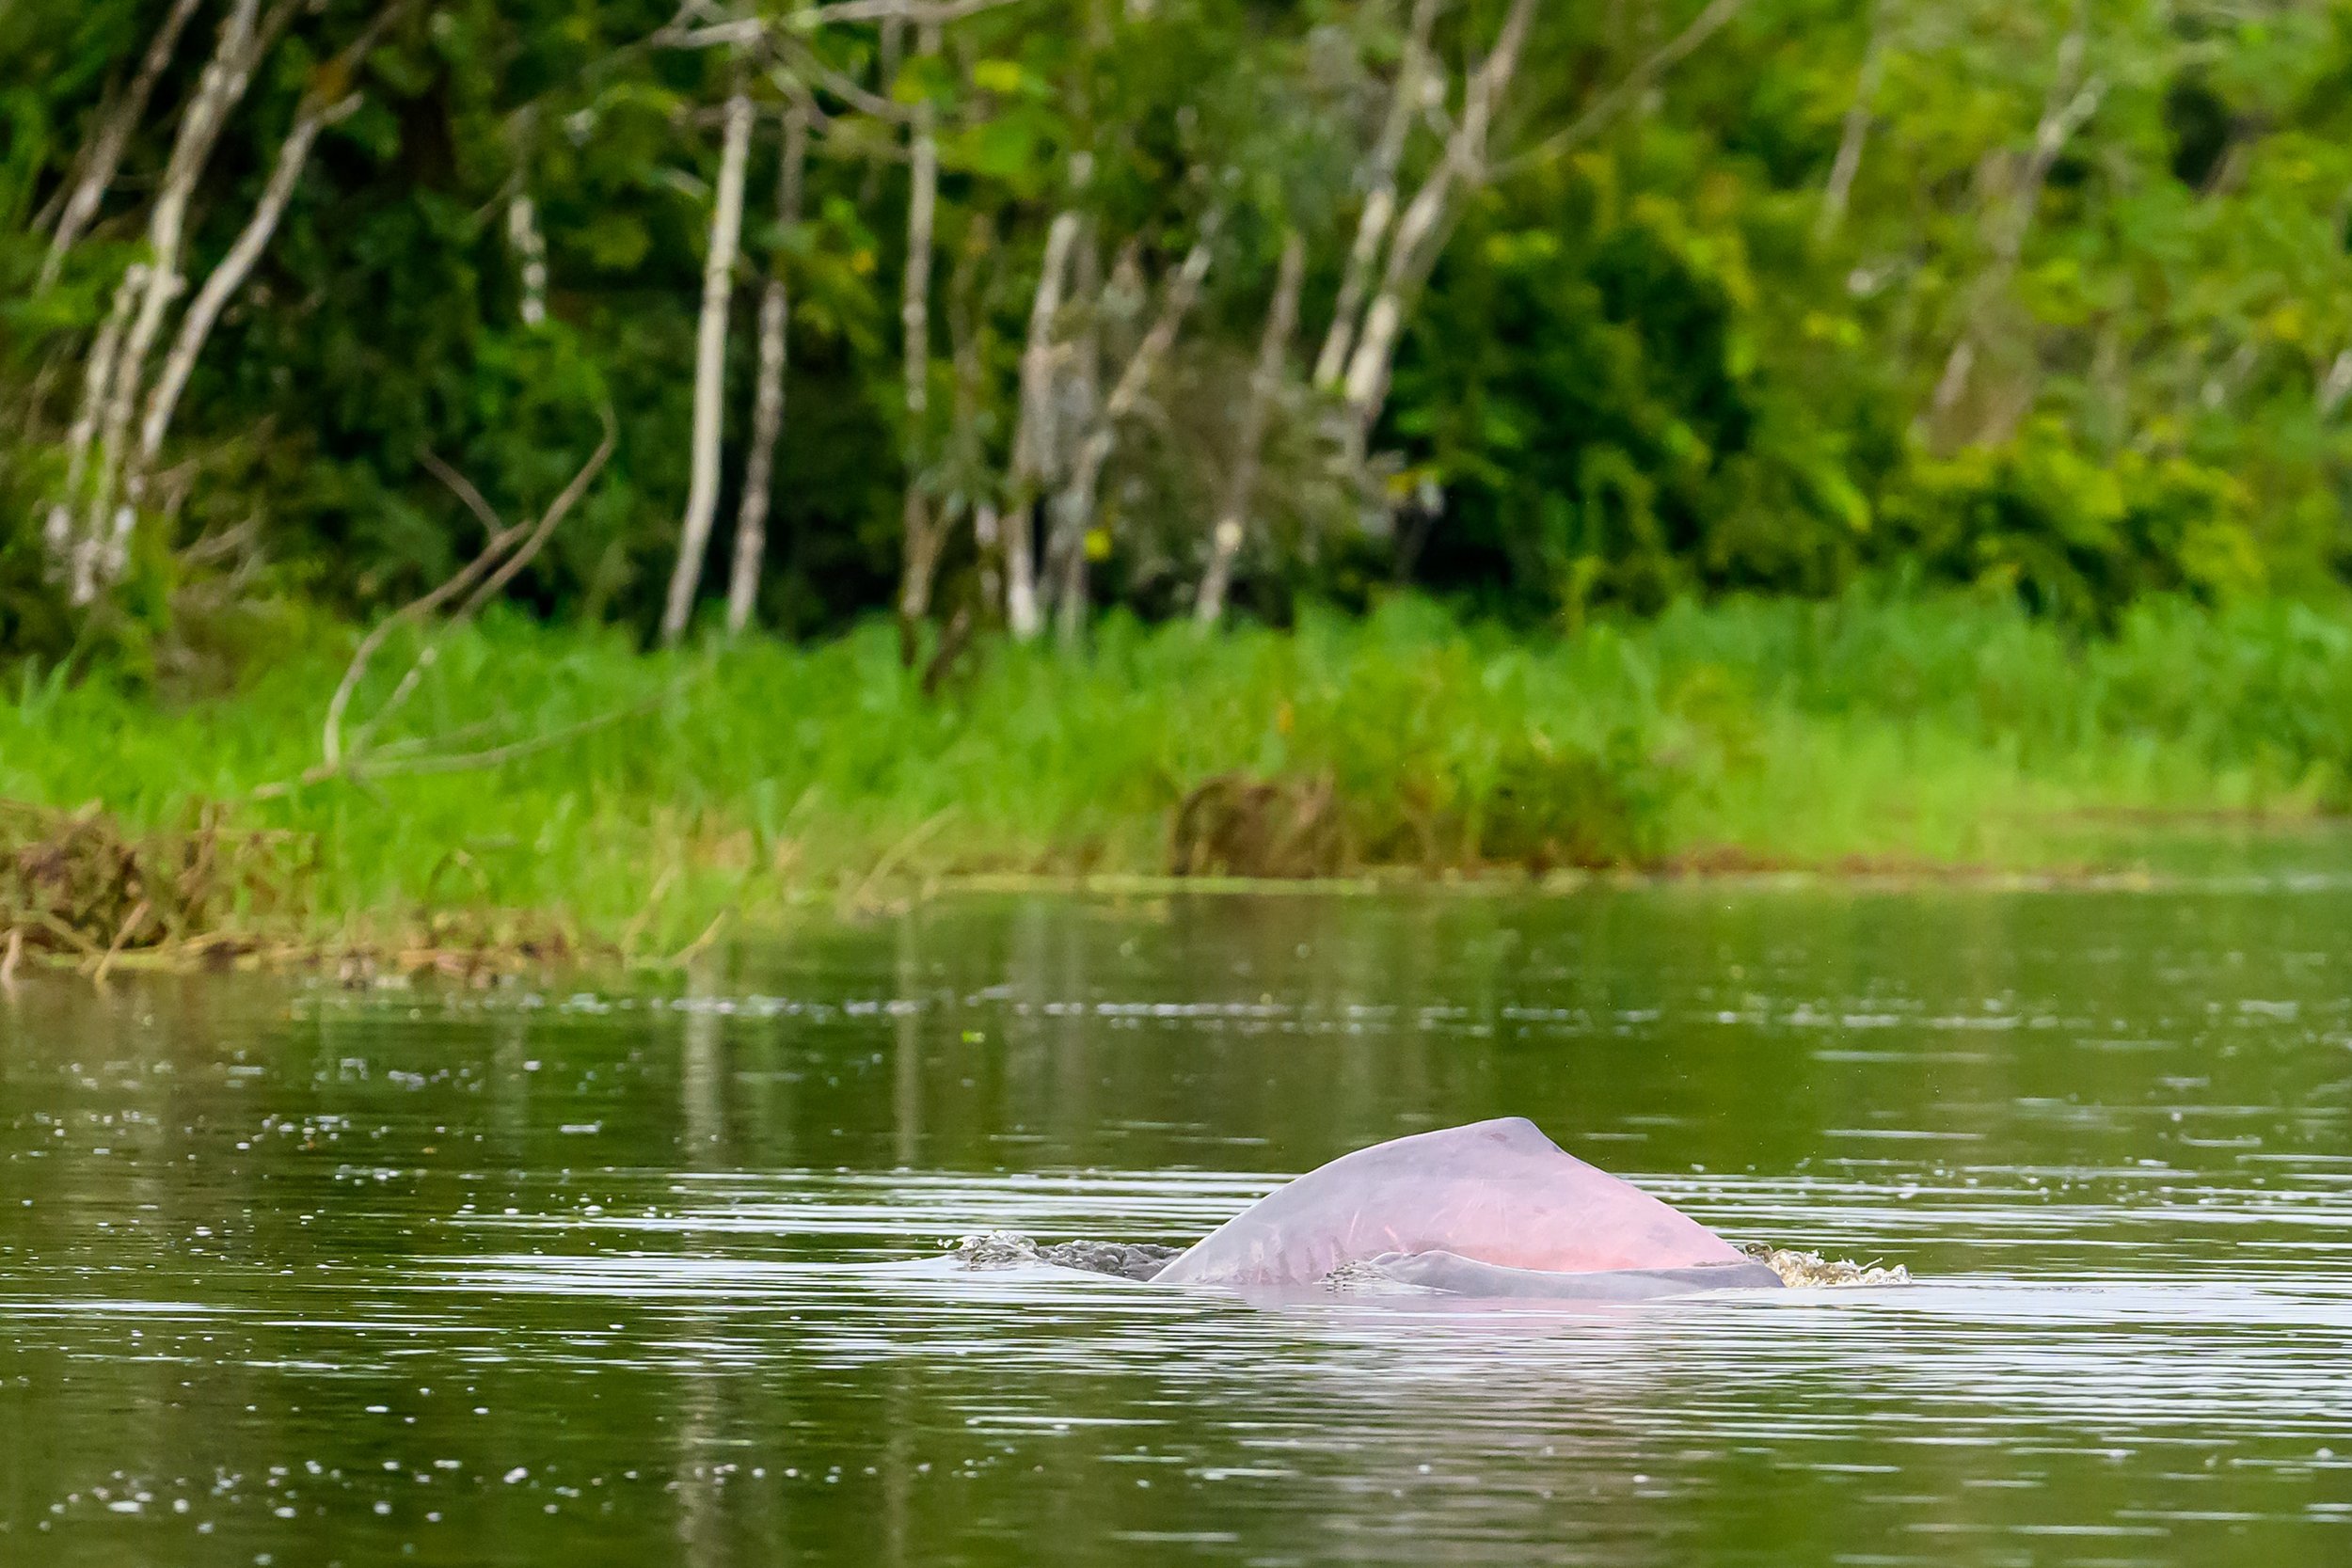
[{"x1": 1152, "y1": 1117, "x2": 1781, "y2": 1295}]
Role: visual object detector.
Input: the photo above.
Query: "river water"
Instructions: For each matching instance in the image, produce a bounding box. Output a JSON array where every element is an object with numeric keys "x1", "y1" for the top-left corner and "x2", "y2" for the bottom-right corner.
[{"x1": 4, "y1": 885, "x2": 2350, "y2": 1565}]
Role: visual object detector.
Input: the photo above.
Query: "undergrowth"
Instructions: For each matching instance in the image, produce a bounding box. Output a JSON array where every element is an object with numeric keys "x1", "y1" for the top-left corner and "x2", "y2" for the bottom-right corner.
[{"x1": 7, "y1": 588, "x2": 2352, "y2": 964}]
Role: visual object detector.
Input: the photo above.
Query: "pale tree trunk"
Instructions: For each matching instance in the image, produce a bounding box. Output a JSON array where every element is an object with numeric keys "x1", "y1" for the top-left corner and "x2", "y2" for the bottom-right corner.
[
  {"x1": 1816, "y1": 0, "x2": 1891, "y2": 245},
  {"x1": 727, "y1": 105, "x2": 807, "y2": 639},
  {"x1": 1331, "y1": 0, "x2": 1749, "y2": 444},
  {"x1": 73, "y1": 0, "x2": 289, "y2": 603},
  {"x1": 1004, "y1": 202, "x2": 1085, "y2": 641},
  {"x1": 1339, "y1": 0, "x2": 1537, "y2": 446},
  {"x1": 39, "y1": 0, "x2": 207, "y2": 292},
  {"x1": 661, "y1": 87, "x2": 755, "y2": 646},
  {"x1": 133, "y1": 95, "x2": 363, "y2": 506},
  {"x1": 1312, "y1": 0, "x2": 1440, "y2": 390},
  {"x1": 1927, "y1": 7, "x2": 2103, "y2": 437},
  {"x1": 505, "y1": 106, "x2": 548, "y2": 326},
  {"x1": 112, "y1": 3, "x2": 403, "y2": 589},
  {"x1": 1197, "y1": 230, "x2": 1302, "y2": 626},
  {"x1": 1040, "y1": 231, "x2": 1103, "y2": 628},
  {"x1": 45, "y1": 263, "x2": 146, "y2": 577},
  {"x1": 896, "y1": 23, "x2": 945, "y2": 647},
  {"x1": 1053, "y1": 216, "x2": 1219, "y2": 645},
  {"x1": 2320, "y1": 349, "x2": 2352, "y2": 420},
  {"x1": 507, "y1": 194, "x2": 549, "y2": 326},
  {"x1": 946, "y1": 213, "x2": 994, "y2": 610}
]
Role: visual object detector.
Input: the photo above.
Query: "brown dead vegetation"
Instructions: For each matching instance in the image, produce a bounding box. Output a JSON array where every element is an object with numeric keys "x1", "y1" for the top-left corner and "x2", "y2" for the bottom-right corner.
[
  {"x1": 0, "y1": 799, "x2": 308, "y2": 976},
  {"x1": 0, "y1": 799, "x2": 586, "y2": 984},
  {"x1": 1168, "y1": 774, "x2": 1346, "y2": 879}
]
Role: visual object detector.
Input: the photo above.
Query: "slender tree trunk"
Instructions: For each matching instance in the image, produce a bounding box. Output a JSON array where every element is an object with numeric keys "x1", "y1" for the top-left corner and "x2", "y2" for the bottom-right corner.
[
  {"x1": 117, "y1": 1, "x2": 405, "y2": 580},
  {"x1": 75, "y1": 0, "x2": 286, "y2": 604},
  {"x1": 661, "y1": 87, "x2": 755, "y2": 646},
  {"x1": 1004, "y1": 202, "x2": 1084, "y2": 641},
  {"x1": 1054, "y1": 216, "x2": 1219, "y2": 645},
  {"x1": 504, "y1": 104, "x2": 548, "y2": 326},
  {"x1": 1339, "y1": 0, "x2": 1537, "y2": 446},
  {"x1": 39, "y1": 0, "x2": 207, "y2": 291},
  {"x1": 946, "y1": 212, "x2": 994, "y2": 610},
  {"x1": 46, "y1": 263, "x2": 146, "y2": 582},
  {"x1": 1197, "y1": 230, "x2": 1302, "y2": 626},
  {"x1": 507, "y1": 194, "x2": 548, "y2": 326},
  {"x1": 1312, "y1": 0, "x2": 1439, "y2": 390},
  {"x1": 1816, "y1": 0, "x2": 1890, "y2": 245},
  {"x1": 897, "y1": 24, "x2": 945, "y2": 653},
  {"x1": 1927, "y1": 7, "x2": 2102, "y2": 438},
  {"x1": 727, "y1": 105, "x2": 807, "y2": 639},
  {"x1": 1040, "y1": 230, "x2": 1102, "y2": 628},
  {"x1": 2320, "y1": 349, "x2": 2352, "y2": 420}
]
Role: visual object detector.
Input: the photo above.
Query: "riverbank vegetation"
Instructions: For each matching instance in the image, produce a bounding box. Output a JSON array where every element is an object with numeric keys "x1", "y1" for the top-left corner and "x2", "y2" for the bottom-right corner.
[
  {"x1": 7, "y1": 2, "x2": 2352, "y2": 963},
  {"x1": 8, "y1": 589, "x2": 2352, "y2": 969}
]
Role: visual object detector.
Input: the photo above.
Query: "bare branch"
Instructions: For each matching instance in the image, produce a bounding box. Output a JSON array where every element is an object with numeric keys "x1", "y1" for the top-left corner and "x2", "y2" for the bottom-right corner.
[
  {"x1": 1501, "y1": 0, "x2": 1751, "y2": 179},
  {"x1": 458, "y1": 405, "x2": 618, "y2": 620},
  {"x1": 1816, "y1": 0, "x2": 1892, "y2": 244}
]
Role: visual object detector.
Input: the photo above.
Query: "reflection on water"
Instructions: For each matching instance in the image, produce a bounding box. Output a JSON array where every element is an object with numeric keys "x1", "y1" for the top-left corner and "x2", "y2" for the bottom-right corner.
[{"x1": 4, "y1": 886, "x2": 2352, "y2": 1565}]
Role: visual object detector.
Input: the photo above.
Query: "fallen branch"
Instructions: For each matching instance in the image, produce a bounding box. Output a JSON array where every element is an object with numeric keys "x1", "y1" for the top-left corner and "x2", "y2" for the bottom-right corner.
[{"x1": 284, "y1": 410, "x2": 617, "y2": 790}]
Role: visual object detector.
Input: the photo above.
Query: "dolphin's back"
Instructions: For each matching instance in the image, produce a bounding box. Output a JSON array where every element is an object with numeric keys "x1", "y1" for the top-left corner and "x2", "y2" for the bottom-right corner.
[{"x1": 1152, "y1": 1117, "x2": 1748, "y2": 1288}]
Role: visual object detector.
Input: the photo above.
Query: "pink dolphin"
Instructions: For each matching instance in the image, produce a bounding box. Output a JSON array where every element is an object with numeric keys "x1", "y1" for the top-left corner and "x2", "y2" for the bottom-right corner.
[{"x1": 1152, "y1": 1117, "x2": 1779, "y2": 1297}]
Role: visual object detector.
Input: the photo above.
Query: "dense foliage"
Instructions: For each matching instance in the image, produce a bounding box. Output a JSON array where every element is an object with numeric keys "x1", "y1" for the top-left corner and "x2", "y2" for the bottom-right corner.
[{"x1": 5, "y1": 0, "x2": 2352, "y2": 670}]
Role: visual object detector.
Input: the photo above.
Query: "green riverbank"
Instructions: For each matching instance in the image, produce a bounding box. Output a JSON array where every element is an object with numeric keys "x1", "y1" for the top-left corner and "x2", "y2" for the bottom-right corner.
[{"x1": 9, "y1": 591, "x2": 2352, "y2": 969}]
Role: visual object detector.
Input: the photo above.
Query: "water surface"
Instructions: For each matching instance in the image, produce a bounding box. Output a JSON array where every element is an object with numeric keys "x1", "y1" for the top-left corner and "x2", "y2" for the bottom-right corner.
[{"x1": 4, "y1": 886, "x2": 2350, "y2": 1564}]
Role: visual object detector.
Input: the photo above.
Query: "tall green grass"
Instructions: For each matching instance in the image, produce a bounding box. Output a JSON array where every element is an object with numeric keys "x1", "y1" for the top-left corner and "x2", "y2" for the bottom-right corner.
[{"x1": 8, "y1": 590, "x2": 2352, "y2": 951}]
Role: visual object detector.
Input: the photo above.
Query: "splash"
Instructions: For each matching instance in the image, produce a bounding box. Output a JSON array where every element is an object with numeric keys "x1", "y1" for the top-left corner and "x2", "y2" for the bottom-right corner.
[
  {"x1": 948, "y1": 1232, "x2": 1179, "y2": 1282},
  {"x1": 1743, "y1": 1243, "x2": 1912, "y2": 1288}
]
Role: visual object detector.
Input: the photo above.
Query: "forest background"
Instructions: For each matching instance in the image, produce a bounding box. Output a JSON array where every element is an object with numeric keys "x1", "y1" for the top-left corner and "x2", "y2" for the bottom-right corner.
[{"x1": 5, "y1": 0, "x2": 2352, "y2": 963}]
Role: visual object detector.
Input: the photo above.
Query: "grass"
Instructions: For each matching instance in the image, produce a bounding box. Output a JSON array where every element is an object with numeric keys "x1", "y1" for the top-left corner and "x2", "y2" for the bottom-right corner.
[{"x1": 8, "y1": 587, "x2": 2352, "y2": 965}]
